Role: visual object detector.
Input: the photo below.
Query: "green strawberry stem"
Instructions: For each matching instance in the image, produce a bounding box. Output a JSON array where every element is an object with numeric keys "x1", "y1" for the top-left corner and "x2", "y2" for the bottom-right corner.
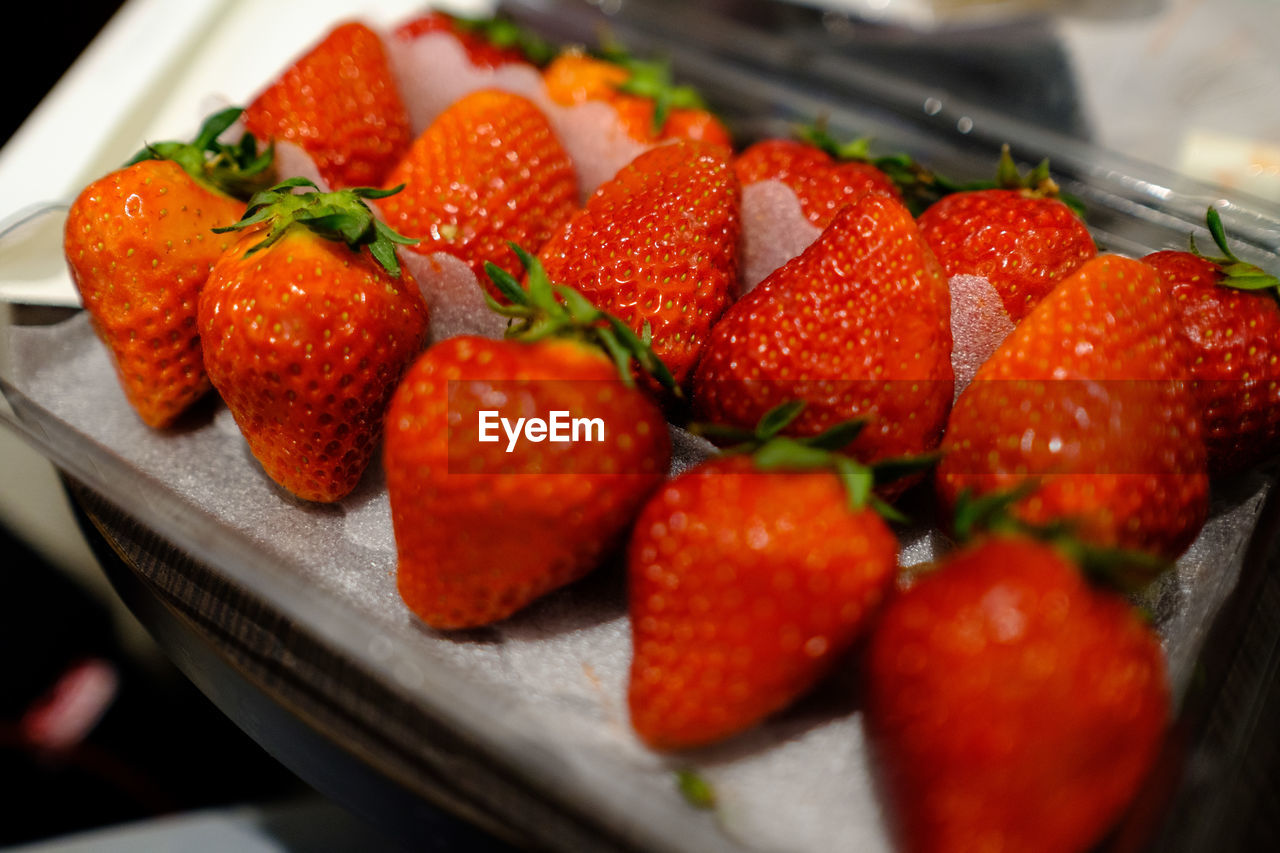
[
  {"x1": 129, "y1": 106, "x2": 275, "y2": 200},
  {"x1": 952, "y1": 486, "x2": 1170, "y2": 592},
  {"x1": 989, "y1": 144, "x2": 1087, "y2": 220},
  {"x1": 212, "y1": 177, "x2": 417, "y2": 277},
  {"x1": 674, "y1": 769, "x2": 716, "y2": 810},
  {"x1": 696, "y1": 401, "x2": 938, "y2": 520},
  {"x1": 1190, "y1": 206, "x2": 1280, "y2": 297},
  {"x1": 484, "y1": 244, "x2": 679, "y2": 394},
  {"x1": 796, "y1": 122, "x2": 1014, "y2": 216},
  {"x1": 449, "y1": 12, "x2": 556, "y2": 66},
  {"x1": 802, "y1": 129, "x2": 1090, "y2": 220}
]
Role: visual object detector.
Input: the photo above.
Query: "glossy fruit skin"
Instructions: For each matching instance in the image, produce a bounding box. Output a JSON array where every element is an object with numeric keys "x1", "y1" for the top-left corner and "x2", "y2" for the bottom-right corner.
[
  {"x1": 542, "y1": 53, "x2": 732, "y2": 147},
  {"x1": 866, "y1": 535, "x2": 1169, "y2": 853},
  {"x1": 694, "y1": 193, "x2": 953, "y2": 465},
  {"x1": 64, "y1": 159, "x2": 245, "y2": 428},
  {"x1": 538, "y1": 140, "x2": 740, "y2": 387},
  {"x1": 733, "y1": 138, "x2": 901, "y2": 229},
  {"x1": 378, "y1": 89, "x2": 578, "y2": 281},
  {"x1": 937, "y1": 255, "x2": 1208, "y2": 560},
  {"x1": 627, "y1": 454, "x2": 898, "y2": 750},
  {"x1": 199, "y1": 229, "x2": 428, "y2": 502},
  {"x1": 392, "y1": 12, "x2": 528, "y2": 69},
  {"x1": 386, "y1": 335, "x2": 671, "y2": 630},
  {"x1": 918, "y1": 189, "x2": 1097, "y2": 322},
  {"x1": 543, "y1": 52, "x2": 629, "y2": 104},
  {"x1": 1144, "y1": 249, "x2": 1280, "y2": 475},
  {"x1": 243, "y1": 22, "x2": 411, "y2": 189}
]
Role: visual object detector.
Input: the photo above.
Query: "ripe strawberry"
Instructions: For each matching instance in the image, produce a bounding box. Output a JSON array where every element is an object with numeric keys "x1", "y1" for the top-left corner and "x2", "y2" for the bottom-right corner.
[
  {"x1": 386, "y1": 250, "x2": 672, "y2": 629},
  {"x1": 693, "y1": 192, "x2": 953, "y2": 466},
  {"x1": 64, "y1": 107, "x2": 272, "y2": 428},
  {"x1": 542, "y1": 49, "x2": 732, "y2": 147},
  {"x1": 866, "y1": 534, "x2": 1169, "y2": 853},
  {"x1": 1144, "y1": 207, "x2": 1280, "y2": 474},
  {"x1": 627, "y1": 404, "x2": 913, "y2": 750},
  {"x1": 242, "y1": 21, "x2": 411, "y2": 189},
  {"x1": 936, "y1": 254, "x2": 1208, "y2": 562},
  {"x1": 537, "y1": 139, "x2": 740, "y2": 387},
  {"x1": 199, "y1": 179, "x2": 428, "y2": 503},
  {"x1": 917, "y1": 147, "x2": 1096, "y2": 322},
  {"x1": 733, "y1": 135, "x2": 901, "y2": 231},
  {"x1": 377, "y1": 89, "x2": 578, "y2": 282},
  {"x1": 391, "y1": 11, "x2": 552, "y2": 70}
]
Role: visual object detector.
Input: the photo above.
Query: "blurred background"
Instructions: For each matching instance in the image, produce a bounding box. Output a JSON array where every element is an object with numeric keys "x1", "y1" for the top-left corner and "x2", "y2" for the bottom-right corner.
[
  {"x1": 1, "y1": 0, "x2": 1278, "y2": 850},
  {"x1": 0, "y1": 2, "x2": 407, "y2": 850}
]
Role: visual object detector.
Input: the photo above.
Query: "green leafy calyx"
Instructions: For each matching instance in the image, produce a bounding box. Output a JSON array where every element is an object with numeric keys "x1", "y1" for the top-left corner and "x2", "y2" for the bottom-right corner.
[
  {"x1": 129, "y1": 106, "x2": 274, "y2": 200},
  {"x1": 1189, "y1": 206, "x2": 1280, "y2": 298},
  {"x1": 952, "y1": 486, "x2": 1171, "y2": 592},
  {"x1": 449, "y1": 13, "x2": 556, "y2": 66},
  {"x1": 485, "y1": 245, "x2": 678, "y2": 394},
  {"x1": 794, "y1": 120, "x2": 993, "y2": 216},
  {"x1": 598, "y1": 38, "x2": 708, "y2": 134},
  {"x1": 211, "y1": 178, "x2": 416, "y2": 277},
  {"x1": 695, "y1": 401, "x2": 938, "y2": 520}
]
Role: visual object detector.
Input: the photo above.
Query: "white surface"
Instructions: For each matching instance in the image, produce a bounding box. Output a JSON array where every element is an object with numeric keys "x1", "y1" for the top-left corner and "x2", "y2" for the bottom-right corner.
[{"x1": 1059, "y1": 0, "x2": 1280, "y2": 201}]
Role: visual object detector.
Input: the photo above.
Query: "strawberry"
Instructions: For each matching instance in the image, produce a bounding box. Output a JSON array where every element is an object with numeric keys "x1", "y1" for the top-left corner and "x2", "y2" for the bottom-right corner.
[
  {"x1": 733, "y1": 134, "x2": 901, "y2": 231},
  {"x1": 542, "y1": 49, "x2": 732, "y2": 147},
  {"x1": 64, "y1": 107, "x2": 272, "y2": 428},
  {"x1": 936, "y1": 254, "x2": 1208, "y2": 562},
  {"x1": 391, "y1": 11, "x2": 553, "y2": 70},
  {"x1": 242, "y1": 21, "x2": 411, "y2": 189},
  {"x1": 537, "y1": 139, "x2": 740, "y2": 387},
  {"x1": 917, "y1": 146, "x2": 1096, "y2": 322},
  {"x1": 1144, "y1": 207, "x2": 1280, "y2": 475},
  {"x1": 199, "y1": 179, "x2": 428, "y2": 503},
  {"x1": 693, "y1": 192, "x2": 953, "y2": 467},
  {"x1": 386, "y1": 249, "x2": 672, "y2": 629},
  {"x1": 627, "y1": 403, "x2": 916, "y2": 750},
  {"x1": 377, "y1": 89, "x2": 578, "y2": 282},
  {"x1": 865, "y1": 533, "x2": 1169, "y2": 853}
]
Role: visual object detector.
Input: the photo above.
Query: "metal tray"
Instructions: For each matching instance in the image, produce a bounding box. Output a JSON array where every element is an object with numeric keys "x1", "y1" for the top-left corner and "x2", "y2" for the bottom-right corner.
[{"x1": 3, "y1": 1, "x2": 1279, "y2": 850}]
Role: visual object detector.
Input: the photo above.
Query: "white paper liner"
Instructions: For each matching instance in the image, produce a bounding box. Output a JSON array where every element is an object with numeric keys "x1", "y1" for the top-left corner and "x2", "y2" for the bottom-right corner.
[
  {"x1": 948, "y1": 273, "x2": 1016, "y2": 398},
  {"x1": 384, "y1": 30, "x2": 650, "y2": 202},
  {"x1": 738, "y1": 180, "x2": 824, "y2": 296},
  {"x1": 399, "y1": 250, "x2": 509, "y2": 344}
]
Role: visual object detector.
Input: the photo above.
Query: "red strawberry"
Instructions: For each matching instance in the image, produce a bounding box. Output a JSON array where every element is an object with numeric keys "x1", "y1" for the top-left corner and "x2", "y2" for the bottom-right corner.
[
  {"x1": 917, "y1": 147, "x2": 1096, "y2": 322},
  {"x1": 542, "y1": 51, "x2": 732, "y2": 147},
  {"x1": 199, "y1": 179, "x2": 428, "y2": 502},
  {"x1": 628, "y1": 407, "x2": 908, "y2": 750},
  {"x1": 733, "y1": 136, "x2": 901, "y2": 230},
  {"x1": 537, "y1": 139, "x2": 740, "y2": 387},
  {"x1": 694, "y1": 192, "x2": 953, "y2": 467},
  {"x1": 936, "y1": 254, "x2": 1208, "y2": 561},
  {"x1": 243, "y1": 22, "x2": 412, "y2": 189},
  {"x1": 866, "y1": 534, "x2": 1169, "y2": 853},
  {"x1": 391, "y1": 11, "x2": 551, "y2": 69},
  {"x1": 377, "y1": 89, "x2": 578, "y2": 282},
  {"x1": 64, "y1": 107, "x2": 272, "y2": 428},
  {"x1": 1143, "y1": 207, "x2": 1280, "y2": 474},
  {"x1": 386, "y1": 250, "x2": 672, "y2": 629}
]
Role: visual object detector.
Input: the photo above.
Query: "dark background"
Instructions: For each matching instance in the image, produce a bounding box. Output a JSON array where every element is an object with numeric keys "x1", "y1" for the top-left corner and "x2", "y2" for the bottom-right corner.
[{"x1": 0, "y1": 3, "x2": 314, "y2": 847}]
